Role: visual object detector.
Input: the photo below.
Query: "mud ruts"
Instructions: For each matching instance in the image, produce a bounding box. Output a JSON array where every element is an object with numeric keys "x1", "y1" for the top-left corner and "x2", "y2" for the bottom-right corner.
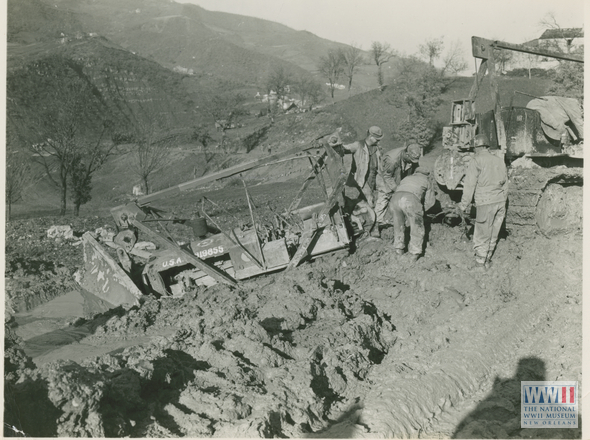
[{"x1": 4, "y1": 272, "x2": 395, "y2": 437}]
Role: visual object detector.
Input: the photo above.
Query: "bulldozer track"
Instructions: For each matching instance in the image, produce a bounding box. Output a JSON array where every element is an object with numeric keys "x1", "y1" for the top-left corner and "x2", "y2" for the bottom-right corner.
[{"x1": 506, "y1": 166, "x2": 583, "y2": 235}]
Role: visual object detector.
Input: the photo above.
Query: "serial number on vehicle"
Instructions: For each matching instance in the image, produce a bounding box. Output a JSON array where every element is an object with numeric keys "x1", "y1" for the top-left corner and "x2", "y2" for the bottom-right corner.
[
  {"x1": 195, "y1": 246, "x2": 225, "y2": 259},
  {"x1": 161, "y1": 247, "x2": 225, "y2": 268}
]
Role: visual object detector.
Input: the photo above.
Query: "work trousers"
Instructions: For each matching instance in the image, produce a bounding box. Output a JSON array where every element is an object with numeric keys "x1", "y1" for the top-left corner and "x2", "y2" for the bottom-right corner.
[
  {"x1": 391, "y1": 191, "x2": 424, "y2": 255},
  {"x1": 473, "y1": 201, "x2": 506, "y2": 262},
  {"x1": 374, "y1": 188, "x2": 393, "y2": 224}
]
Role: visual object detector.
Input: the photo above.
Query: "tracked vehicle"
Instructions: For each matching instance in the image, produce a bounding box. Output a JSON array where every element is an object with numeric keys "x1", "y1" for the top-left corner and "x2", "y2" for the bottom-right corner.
[
  {"x1": 434, "y1": 36, "x2": 583, "y2": 236},
  {"x1": 78, "y1": 132, "x2": 364, "y2": 308}
]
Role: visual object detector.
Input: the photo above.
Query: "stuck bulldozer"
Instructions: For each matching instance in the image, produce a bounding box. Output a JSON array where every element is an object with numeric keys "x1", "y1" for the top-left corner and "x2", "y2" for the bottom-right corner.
[
  {"x1": 78, "y1": 132, "x2": 367, "y2": 308},
  {"x1": 434, "y1": 36, "x2": 583, "y2": 236}
]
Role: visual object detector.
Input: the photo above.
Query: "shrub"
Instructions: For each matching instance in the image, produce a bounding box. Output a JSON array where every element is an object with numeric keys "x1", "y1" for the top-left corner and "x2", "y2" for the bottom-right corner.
[{"x1": 505, "y1": 68, "x2": 550, "y2": 78}]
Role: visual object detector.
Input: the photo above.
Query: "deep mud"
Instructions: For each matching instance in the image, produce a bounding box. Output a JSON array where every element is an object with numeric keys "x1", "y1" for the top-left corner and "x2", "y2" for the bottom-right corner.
[{"x1": 4, "y1": 209, "x2": 582, "y2": 438}]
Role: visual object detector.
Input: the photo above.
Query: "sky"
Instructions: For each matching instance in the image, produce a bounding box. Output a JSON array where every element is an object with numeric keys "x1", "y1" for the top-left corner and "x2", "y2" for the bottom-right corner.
[{"x1": 176, "y1": 0, "x2": 584, "y2": 57}]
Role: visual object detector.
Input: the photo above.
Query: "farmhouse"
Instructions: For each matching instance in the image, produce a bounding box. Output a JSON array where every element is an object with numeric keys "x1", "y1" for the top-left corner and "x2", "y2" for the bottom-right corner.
[{"x1": 508, "y1": 28, "x2": 583, "y2": 72}]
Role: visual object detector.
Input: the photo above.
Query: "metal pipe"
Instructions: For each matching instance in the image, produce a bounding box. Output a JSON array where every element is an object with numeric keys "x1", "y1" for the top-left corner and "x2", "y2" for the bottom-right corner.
[
  {"x1": 241, "y1": 175, "x2": 267, "y2": 270},
  {"x1": 135, "y1": 133, "x2": 333, "y2": 206},
  {"x1": 200, "y1": 205, "x2": 265, "y2": 271}
]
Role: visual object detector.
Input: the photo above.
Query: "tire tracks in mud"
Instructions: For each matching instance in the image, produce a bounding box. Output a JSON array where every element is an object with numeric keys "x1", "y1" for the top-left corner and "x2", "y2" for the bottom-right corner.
[
  {"x1": 308, "y1": 228, "x2": 582, "y2": 438},
  {"x1": 360, "y1": 298, "x2": 551, "y2": 437},
  {"x1": 347, "y1": 242, "x2": 581, "y2": 438}
]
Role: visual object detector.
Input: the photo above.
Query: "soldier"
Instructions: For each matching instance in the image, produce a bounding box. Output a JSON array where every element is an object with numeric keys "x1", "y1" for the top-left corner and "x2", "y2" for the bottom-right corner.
[
  {"x1": 390, "y1": 167, "x2": 436, "y2": 261},
  {"x1": 341, "y1": 126, "x2": 384, "y2": 238},
  {"x1": 458, "y1": 134, "x2": 508, "y2": 267},
  {"x1": 374, "y1": 143, "x2": 421, "y2": 233}
]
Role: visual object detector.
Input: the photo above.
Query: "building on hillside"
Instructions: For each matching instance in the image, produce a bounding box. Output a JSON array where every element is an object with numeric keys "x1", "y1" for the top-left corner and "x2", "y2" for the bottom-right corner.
[
  {"x1": 506, "y1": 28, "x2": 583, "y2": 74},
  {"x1": 538, "y1": 28, "x2": 584, "y2": 54}
]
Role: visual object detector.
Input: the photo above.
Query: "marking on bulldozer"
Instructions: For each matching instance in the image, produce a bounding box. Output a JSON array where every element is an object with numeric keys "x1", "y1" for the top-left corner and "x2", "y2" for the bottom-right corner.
[
  {"x1": 195, "y1": 246, "x2": 224, "y2": 258},
  {"x1": 194, "y1": 238, "x2": 214, "y2": 247},
  {"x1": 162, "y1": 258, "x2": 183, "y2": 268}
]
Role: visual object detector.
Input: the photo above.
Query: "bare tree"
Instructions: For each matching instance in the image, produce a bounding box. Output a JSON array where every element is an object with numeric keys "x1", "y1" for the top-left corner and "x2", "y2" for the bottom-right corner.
[
  {"x1": 203, "y1": 92, "x2": 246, "y2": 132},
  {"x1": 292, "y1": 74, "x2": 325, "y2": 110},
  {"x1": 8, "y1": 55, "x2": 116, "y2": 215},
  {"x1": 266, "y1": 65, "x2": 292, "y2": 103},
  {"x1": 441, "y1": 39, "x2": 468, "y2": 76},
  {"x1": 129, "y1": 116, "x2": 180, "y2": 195},
  {"x1": 342, "y1": 43, "x2": 365, "y2": 93},
  {"x1": 191, "y1": 123, "x2": 214, "y2": 149},
  {"x1": 307, "y1": 81, "x2": 325, "y2": 110},
  {"x1": 318, "y1": 49, "x2": 345, "y2": 100},
  {"x1": 68, "y1": 122, "x2": 119, "y2": 216},
  {"x1": 5, "y1": 127, "x2": 33, "y2": 221},
  {"x1": 523, "y1": 51, "x2": 539, "y2": 79},
  {"x1": 27, "y1": 110, "x2": 118, "y2": 216},
  {"x1": 200, "y1": 92, "x2": 247, "y2": 149},
  {"x1": 6, "y1": 153, "x2": 32, "y2": 221},
  {"x1": 493, "y1": 47, "x2": 513, "y2": 73},
  {"x1": 370, "y1": 41, "x2": 395, "y2": 91},
  {"x1": 419, "y1": 37, "x2": 444, "y2": 65}
]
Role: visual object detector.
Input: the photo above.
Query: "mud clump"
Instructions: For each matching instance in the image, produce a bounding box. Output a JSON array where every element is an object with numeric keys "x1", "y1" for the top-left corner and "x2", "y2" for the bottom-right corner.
[
  {"x1": 5, "y1": 217, "x2": 108, "y2": 314},
  {"x1": 5, "y1": 271, "x2": 395, "y2": 437}
]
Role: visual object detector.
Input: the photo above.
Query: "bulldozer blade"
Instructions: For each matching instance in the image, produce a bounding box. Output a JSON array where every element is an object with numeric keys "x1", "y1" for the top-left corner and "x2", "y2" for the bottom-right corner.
[{"x1": 79, "y1": 232, "x2": 143, "y2": 307}]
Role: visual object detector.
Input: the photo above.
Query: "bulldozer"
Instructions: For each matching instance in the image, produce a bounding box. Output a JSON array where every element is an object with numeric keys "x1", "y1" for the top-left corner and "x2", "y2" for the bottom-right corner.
[
  {"x1": 78, "y1": 132, "x2": 370, "y2": 308},
  {"x1": 434, "y1": 36, "x2": 583, "y2": 236}
]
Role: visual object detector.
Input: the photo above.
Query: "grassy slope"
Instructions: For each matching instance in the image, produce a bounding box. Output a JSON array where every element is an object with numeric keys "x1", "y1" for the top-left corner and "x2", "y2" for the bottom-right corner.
[
  {"x1": 28, "y1": 0, "x2": 386, "y2": 95},
  {"x1": 194, "y1": 7, "x2": 370, "y2": 72},
  {"x1": 324, "y1": 75, "x2": 553, "y2": 152},
  {"x1": 36, "y1": 0, "x2": 328, "y2": 87},
  {"x1": 11, "y1": 75, "x2": 553, "y2": 219}
]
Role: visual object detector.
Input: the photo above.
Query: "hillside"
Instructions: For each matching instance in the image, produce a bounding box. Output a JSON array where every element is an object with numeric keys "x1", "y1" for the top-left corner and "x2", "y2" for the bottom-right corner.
[
  {"x1": 9, "y1": 0, "x2": 349, "y2": 89},
  {"x1": 9, "y1": 74, "x2": 555, "y2": 219},
  {"x1": 7, "y1": 36, "x2": 199, "y2": 138},
  {"x1": 186, "y1": 6, "x2": 364, "y2": 72}
]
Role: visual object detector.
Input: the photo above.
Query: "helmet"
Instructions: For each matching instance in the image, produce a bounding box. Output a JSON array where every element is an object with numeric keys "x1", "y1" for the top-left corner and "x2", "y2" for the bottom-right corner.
[
  {"x1": 474, "y1": 134, "x2": 490, "y2": 148},
  {"x1": 368, "y1": 126, "x2": 383, "y2": 140}
]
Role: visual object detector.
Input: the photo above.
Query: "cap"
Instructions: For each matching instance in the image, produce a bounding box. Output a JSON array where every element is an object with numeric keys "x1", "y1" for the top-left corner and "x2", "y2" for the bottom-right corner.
[
  {"x1": 415, "y1": 167, "x2": 430, "y2": 175},
  {"x1": 406, "y1": 144, "x2": 421, "y2": 163},
  {"x1": 368, "y1": 126, "x2": 383, "y2": 140},
  {"x1": 474, "y1": 134, "x2": 490, "y2": 148}
]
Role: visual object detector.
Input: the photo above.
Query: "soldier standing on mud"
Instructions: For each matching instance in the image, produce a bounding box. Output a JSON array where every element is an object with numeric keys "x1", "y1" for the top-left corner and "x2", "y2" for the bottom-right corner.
[
  {"x1": 341, "y1": 126, "x2": 384, "y2": 238},
  {"x1": 374, "y1": 143, "x2": 421, "y2": 233},
  {"x1": 458, "y1": 134, "x2": 508, "y2": 267},
  {"x1": 390, "y1": 167, "x2": 436, "y2": 261}
]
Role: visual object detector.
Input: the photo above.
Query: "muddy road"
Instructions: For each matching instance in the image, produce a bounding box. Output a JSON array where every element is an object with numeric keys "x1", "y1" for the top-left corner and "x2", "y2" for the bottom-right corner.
[{"x1": 4, "y1": 184, "x2": 582, "y2": 438}]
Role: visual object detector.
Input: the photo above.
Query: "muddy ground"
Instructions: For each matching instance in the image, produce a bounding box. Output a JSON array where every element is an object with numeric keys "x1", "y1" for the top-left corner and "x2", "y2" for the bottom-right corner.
[{"x1": 4, "y1": 184, "x2": 583, "y2": 438}]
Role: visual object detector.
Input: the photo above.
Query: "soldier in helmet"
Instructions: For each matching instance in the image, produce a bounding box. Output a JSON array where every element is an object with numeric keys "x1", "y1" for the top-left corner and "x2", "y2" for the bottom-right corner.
[
  {"x1": 390, "y1": 167, "x2": 436, "y2": 262},
  {"x1": 458, "y1": 133, "x2": 509, "y2": 267},
  {"x1": 341, "y1": 126, "x2": 384, "y2": 238},
  {"x1": 374, "y1": 143, "x2": 421, "y2": 234}
]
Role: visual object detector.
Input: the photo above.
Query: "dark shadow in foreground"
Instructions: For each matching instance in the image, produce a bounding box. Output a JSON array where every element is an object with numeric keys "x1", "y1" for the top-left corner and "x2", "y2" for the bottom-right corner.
[{"x1": 453, "y1": 357, "x2": 581, "y2": 439}]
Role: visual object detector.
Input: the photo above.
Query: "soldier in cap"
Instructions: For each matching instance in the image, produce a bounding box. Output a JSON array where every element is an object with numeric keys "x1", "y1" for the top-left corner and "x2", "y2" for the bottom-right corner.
[
  {"x1": 390, "y1": 167, "x2": 436, "y2": 262},
  {"x1": 458, "y1": 133, "x2": 508, "y2": 267},
  {"x1": 374, "y1": 143, "x2": 422, "y2": 235},
  {"x1": 340, "y1": 126, "x2": 384, "y2": 238}
]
